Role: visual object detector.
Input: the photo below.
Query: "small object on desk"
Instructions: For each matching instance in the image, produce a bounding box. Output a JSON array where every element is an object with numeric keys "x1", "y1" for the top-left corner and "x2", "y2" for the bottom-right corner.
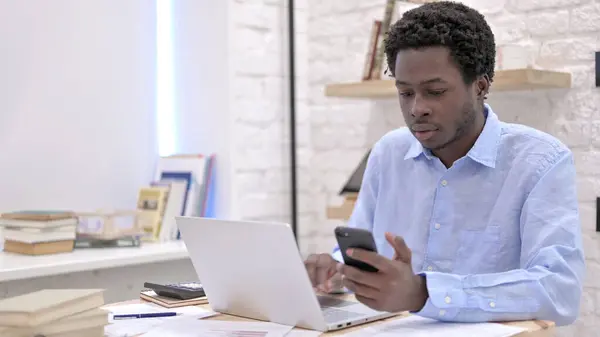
[
  {"x1": 113, "y1": 311, "x2": 177, "y2": 320},
  {"x1": 140, "y1": 289, "x2": 208, "y2": 308},
  {"x1": 143, "y1": 281, "x2": 205, "y2": 300}
]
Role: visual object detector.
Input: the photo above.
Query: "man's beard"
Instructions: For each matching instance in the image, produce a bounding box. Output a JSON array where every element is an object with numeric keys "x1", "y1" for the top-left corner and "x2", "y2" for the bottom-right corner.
[{"x1": 426, "y1": 102, "x2": 477, "y2": 151}]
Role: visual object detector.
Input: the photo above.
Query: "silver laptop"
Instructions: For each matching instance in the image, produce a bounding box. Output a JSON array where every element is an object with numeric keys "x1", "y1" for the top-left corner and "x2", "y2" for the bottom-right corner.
[{"x1": 175, "y1": 216, "x2": 396, "y2": 332}]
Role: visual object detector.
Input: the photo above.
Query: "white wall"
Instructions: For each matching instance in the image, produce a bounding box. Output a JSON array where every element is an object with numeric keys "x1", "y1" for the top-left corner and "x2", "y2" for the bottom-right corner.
[
  {"x1": 169, "y1": 0, "x2": 235, "y2": 220},
  {"x1": 0, "y1": 0, "x2": 158, "y2": 213}
]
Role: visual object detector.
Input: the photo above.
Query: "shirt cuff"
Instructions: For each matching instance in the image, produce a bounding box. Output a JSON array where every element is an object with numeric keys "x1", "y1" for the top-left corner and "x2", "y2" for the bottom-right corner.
[
  {"x1": 332, "y1": 247, "x2": 344, "y2": 263},
  {"x1": 411, "y1": 271, "x2": 466, "y2": 320}
]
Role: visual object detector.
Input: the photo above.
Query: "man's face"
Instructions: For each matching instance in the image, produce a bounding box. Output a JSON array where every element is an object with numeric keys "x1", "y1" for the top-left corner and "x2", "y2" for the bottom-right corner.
[{"x1": 393, "y1": 46, "x2": 479, "y2": 151}]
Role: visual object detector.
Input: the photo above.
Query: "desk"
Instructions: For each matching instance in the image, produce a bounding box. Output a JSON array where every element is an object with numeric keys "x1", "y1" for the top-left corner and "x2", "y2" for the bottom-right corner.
[
  {"x1": 117, "y1": 295, "x2": 556, "y2": 337},
  {"x1": 0, "y1": 241, "x2": 197, "y2": 302}
]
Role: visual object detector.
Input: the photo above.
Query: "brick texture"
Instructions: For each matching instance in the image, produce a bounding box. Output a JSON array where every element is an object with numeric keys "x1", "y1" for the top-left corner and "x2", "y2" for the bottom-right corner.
[{"x1": 228, "y1": 0, "x2": 308, "y2": 226}]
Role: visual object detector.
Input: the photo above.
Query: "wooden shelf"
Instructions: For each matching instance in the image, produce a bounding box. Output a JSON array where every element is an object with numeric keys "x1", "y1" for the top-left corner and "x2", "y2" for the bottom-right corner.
[
  {"x1": 326, "y1": 193, "x2": 358, "y2": 220},
  {"x1": 324, "y1": 68, "x2": 572, "y2": 99}
]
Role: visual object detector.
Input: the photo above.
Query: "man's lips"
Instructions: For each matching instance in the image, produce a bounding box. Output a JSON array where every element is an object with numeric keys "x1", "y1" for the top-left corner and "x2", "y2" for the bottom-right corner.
[
  {"x1": 411, "y1": 123, "x2": 438, "y2": 132},
  {"x1": 415, "y1": 130, "x2": 436, "y2": 140},
  {"x1": 411, "y1": 124, "x2": 439, "y2": 141}
]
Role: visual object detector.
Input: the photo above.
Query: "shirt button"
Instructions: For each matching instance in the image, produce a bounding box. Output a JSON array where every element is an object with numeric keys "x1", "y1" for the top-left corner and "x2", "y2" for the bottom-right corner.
[
  {"x1": 441, "y1": 180, "x2": 448, "y2": 186},
  {"x1": 434, "y1": 223, "x2": 441, "y2": 230},
  {"x1": 427, "y1": 265, "x2": 433, "y2": 271},
  {"x1": 439, "y1": 309, "x2": 446, "y2": 316},
  {"x1": 490, "y1": 301, "x2": 496, "y2": 308},
  {"x1": 445, "y1": 296, "x2": 452, "y2": 304}
]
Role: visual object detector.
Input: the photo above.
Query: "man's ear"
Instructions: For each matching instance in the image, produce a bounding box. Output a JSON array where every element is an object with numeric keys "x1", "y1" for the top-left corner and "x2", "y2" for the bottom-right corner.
[{"x1": 476, "y1": 74, "x2": 490, "y2": 100}]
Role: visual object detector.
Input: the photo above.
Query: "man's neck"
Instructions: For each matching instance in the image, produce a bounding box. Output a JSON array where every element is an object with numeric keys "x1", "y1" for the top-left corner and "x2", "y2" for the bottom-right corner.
[{"x1": 433, "y1": 113, "x2": 486, "y2": 168}]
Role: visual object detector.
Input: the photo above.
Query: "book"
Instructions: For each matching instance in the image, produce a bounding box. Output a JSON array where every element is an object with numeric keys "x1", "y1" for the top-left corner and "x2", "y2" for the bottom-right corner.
[
  {"x1": 362, "y1": 20, "x2": 382, "y2": 81},
  {"x1": 0, "y1": 307, "x2": 108, "y2": 336},
  {"x1": 0, "y1": 211, "x2": 76, "y2": 222},
  {"x1": 370, "y1": 0, "x2": 397, "y2": 79},
  {"x1": 3, "y1": 240, "x2": 74, "y2": 255},
  {"x1": 0, "y1": 217, "x2": 78, "y2": 229},
  {"x1": 3, "y1": 227, "x2": 76, "y2": 244},
  {"x1": 140, "y1": 290, "x2": 208, "y2": 308},
  {"x1": 136, "y1": 186, "x2": 170, "y2": 241},
  {"x1": 151, "y1": 180, "x2": 188, "y2": 241},
  {"x1": 0, "y1": 289, "x2": 105, "y2": 327},
  {"x1": 154, "y1": 154, "x2": 209, "y2": 218}
]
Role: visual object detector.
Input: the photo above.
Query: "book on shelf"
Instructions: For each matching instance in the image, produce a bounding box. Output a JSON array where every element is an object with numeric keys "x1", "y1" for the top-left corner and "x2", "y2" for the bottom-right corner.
[
  {"x1": 0, "y1": 288, "x2": 107, "y2": 337},
  {"x1": 152, "y1": 153, "x2": 216, "y2": 240},
  {"x1": 150, "y1": 179, "x2": 188, "y2": 242},
  {"x1": 362, "y1": 20, "x2": 382, "y2": 81},
  {"x1": 0, "y1": 210, "x2": 78, "y2": 255},
  {"x1": 370, "y1": 0, "x2": 396, "y2": 80},
  {"x1": 136, "y1": 185, "x2": 170, "y2": 242},
  {"x1": 3, "y1": 240, "x2": 74, "y2": 256}
]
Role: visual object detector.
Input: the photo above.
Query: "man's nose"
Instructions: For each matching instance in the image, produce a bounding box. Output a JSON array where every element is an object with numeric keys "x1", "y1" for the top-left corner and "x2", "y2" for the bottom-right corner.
[{"x1": 411, "y1": 96, "x2": 432, "y2": 118}]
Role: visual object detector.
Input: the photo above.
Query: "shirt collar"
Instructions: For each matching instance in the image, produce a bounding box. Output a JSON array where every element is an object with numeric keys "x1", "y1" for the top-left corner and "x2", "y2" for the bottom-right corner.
[{"x1": 404, "y1": 103, "x2": 501, "y2": 168}]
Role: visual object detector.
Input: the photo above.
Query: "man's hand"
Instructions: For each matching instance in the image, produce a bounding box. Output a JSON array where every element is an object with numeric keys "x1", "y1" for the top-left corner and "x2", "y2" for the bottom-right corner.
[
  {"x1": 337, "y1": 232, "x2": 428, "y2": 313},
  {"x1": 304, "y1": 253, "x2": 343, "y2": 293}
]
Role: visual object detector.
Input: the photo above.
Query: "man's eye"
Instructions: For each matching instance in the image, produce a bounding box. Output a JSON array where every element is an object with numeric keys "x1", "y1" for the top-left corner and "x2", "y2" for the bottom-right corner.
[
  {"x1": 399, "y1": 91, "x2": 414, "y2": 97},
  {"x1": 429, "y1": 90, "x2": 446, "y2": 96}
]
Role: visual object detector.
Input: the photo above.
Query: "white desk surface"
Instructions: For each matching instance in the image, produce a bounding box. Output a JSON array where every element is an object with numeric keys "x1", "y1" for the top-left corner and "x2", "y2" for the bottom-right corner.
[{"x1": 0, "y1": 241, "x2": 189, "y2": 282}]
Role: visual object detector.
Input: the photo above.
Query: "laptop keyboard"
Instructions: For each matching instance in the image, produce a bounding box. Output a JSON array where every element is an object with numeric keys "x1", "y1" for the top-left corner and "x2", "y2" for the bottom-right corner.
[
  {"x1": 317, "y1": 296, "x2": 356, "y2": 308},
  {"x1": 317, "y1": 296, "x2": 365, "y2": 323}
]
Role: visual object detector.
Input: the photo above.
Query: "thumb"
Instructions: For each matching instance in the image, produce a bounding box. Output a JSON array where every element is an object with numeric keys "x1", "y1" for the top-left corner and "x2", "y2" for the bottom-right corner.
[{"x1": 385, "y1": 232, "x2": 412, "y2": 263}]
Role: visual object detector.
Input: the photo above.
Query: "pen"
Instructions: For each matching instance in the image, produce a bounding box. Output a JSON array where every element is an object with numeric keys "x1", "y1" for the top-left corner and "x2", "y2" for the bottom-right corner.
[{"x1": 113, "y1": 312, "x2": 177, "y2": 320}]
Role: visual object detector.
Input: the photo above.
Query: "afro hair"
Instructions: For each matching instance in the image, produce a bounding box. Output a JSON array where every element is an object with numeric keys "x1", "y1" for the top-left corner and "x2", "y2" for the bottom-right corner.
[{"x1": 384, "y1": 1, "x2": 496, "y2": 84}]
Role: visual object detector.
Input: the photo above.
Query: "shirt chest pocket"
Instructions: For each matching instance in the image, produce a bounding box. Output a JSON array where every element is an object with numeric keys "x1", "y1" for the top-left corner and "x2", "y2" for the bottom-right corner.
[{"x1": 454, "y1": 225, "x2": 502, "y2": 275}]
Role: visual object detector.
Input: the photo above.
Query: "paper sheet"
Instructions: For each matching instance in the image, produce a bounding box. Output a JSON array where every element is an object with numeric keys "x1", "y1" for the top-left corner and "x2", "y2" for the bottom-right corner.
[
  {"x1": 102, "y1": 303, "x2": 217, "y2": 337},
  {"x1": 337, "y1": 315, "x2": 527, "y2": 337},
  {"x1": 284, "y1": 329, "x2": 323, "y2": 337},
  {"x1": 143, "y1": 317, "x2": 294, "y2": 337}
]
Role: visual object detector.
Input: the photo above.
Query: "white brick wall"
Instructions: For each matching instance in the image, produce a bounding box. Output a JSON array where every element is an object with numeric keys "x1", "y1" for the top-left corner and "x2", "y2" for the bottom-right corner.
[
  {"x1": 228, "y1": 0, "x2": 308, "y2": 226},
  {"x1": 300, "y1": 0, "x2": 600, "y2": 335}
]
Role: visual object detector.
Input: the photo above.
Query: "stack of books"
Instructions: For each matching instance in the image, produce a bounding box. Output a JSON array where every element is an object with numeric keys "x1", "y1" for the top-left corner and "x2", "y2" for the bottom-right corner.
[
  {"x1": 0, "y1": 211, "x2": 78, "y2": 255},
  {"x1": 0, "y1": 289, "x2": 108, "y2": 337},
  {"x1": 140, "y1": 289, "x2": 208, "y2": 308}
]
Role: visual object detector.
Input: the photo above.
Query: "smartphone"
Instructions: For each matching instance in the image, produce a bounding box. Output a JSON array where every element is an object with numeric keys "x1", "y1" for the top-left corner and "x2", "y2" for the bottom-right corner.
[{"x1": 334, "y1": 226, "x2": 379, "y2": 272}]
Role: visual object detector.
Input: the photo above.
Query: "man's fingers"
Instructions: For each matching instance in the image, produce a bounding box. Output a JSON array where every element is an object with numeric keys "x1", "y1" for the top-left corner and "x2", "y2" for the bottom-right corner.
[
  {"x1": 342, "y1": 277, "x2": 379, "y2": 300},
  {"x1": 337, "y1": 263, "x2": 381, "y2": 289},
  {"x1": 316, "y1": 255, "x2": 333, "y2": 287},
  {"x1": 385, "y1": 232, "x2": 411, "y2": 263},
  {"x1": 345, "y1": 248, "x2": 390, "y2": 272},
  {"x1": 327, "y1": 273, "x2": 344, "y2": 293},
  {"x1": 304, "y1": 254, "x2": 319, "y2": 286},
  {"x1": 355, "y1": 294, "x2": 380, "y2": 311}
]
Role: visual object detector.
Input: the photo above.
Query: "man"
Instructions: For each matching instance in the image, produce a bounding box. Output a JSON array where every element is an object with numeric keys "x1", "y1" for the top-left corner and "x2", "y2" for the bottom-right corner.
[{"x1": 304, "y1": 1, "x2": 584, "y2": 326}]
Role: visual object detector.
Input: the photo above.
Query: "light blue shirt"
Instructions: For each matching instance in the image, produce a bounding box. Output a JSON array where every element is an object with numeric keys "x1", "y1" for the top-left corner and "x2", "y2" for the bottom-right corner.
[{"x1": 333, "y1": 104, "x2": 585, "y2": 326}]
